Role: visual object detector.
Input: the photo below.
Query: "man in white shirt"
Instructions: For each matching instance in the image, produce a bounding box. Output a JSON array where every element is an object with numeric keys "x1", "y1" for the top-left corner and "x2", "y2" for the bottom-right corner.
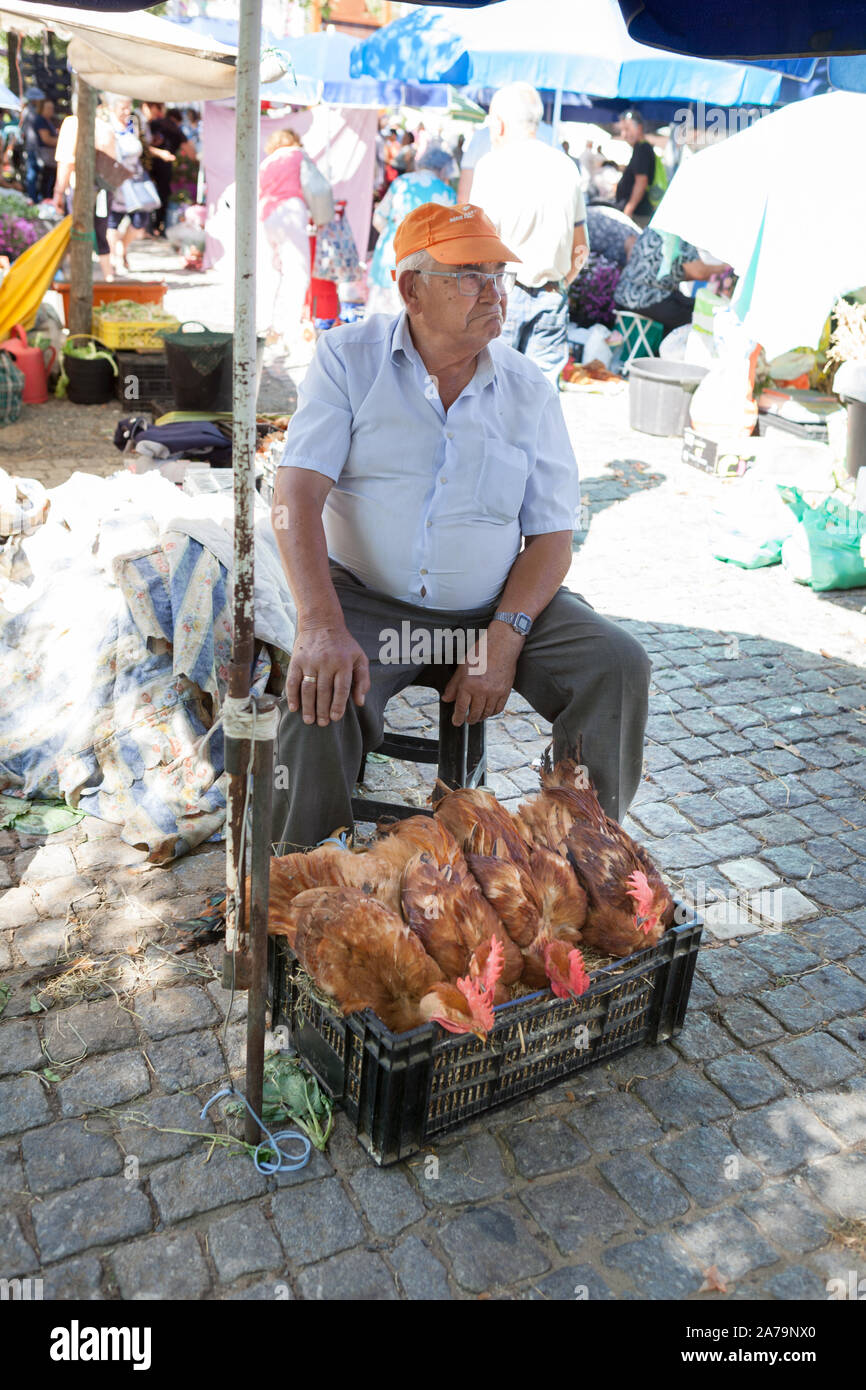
[
  {"x1": 470, "y1": 84, "x2": 589, "y2": 385},
  {"x1": 271, "y1": 202, "x2": 650, "y2": 850}
]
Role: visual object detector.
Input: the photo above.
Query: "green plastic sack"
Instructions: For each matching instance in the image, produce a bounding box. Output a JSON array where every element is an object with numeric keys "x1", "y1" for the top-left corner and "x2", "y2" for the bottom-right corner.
[{"x1": 777, "y1": 486, "x2": 866, "y2": 591}]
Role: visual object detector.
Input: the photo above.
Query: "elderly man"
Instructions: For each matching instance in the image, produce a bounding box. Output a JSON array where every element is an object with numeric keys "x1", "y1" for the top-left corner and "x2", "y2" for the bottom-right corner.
[
  {"x1": 469, "y1": 83, "x2": 588, "y2": 386},
  {"x1": 270, "y1": 202, "x2": 651, "y2": 851}
]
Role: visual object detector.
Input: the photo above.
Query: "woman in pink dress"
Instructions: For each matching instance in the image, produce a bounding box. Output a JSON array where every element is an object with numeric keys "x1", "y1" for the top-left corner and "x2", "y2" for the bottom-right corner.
[{"x1": 258, "y1": 129, "x2": 316, "y2": 351}]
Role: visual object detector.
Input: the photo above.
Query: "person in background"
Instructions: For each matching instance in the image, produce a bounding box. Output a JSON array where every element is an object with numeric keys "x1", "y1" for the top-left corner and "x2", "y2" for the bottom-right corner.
[
  {"x1": 578, "y1": 140, "x2": 604, "y2": 195},
  {"x1": 182, "y1": 108, "x2": 202, "y2": 153},
  {"x1": 53, "y1": 99, "x2": 117, "y2": 282},
  {"x1": 34, "y1": 98, "x2": 58, "y2": 199},
  {"x1": 452, "y1": 132, "x2": 465, "y2": 168},
  {"x1": 367, "y1": 144, "x2": 457, "y2": 316},
  {"x1": 105, "y1": 95, "x2": 148, "y2": 274},
  {"x1": 615, "y1": 110, "x2": 655, "y2": 226},
  {"x1": 382, "y1": 128, "x2": 402, "y2": 189},
  {"x1": 257, "y1": 128, "x2": 316, "y2": 353},
  {"x1": 613, "y1": 226, "x2": 720, "y2": 330},
  {"x1": 19, "y1": 87, "x2": 50, "y2": 202},
  {"x1": 471, "y1": 82, "x2": 588, "y2": 386},
  {"x1": 141, "y1": 100, "x2": 193, "y2": 237},
  {"x1": 585, "y1": 205, "x2": 640, "y2": 269},
  {"x1": 393, "y1": 130, "x2": 415, "y2": 175}
]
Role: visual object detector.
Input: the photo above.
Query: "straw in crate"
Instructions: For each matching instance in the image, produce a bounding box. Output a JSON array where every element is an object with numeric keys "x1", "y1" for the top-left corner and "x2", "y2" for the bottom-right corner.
[{"x1": 92, "y1": 299, "x2": 179, "y2": 353}]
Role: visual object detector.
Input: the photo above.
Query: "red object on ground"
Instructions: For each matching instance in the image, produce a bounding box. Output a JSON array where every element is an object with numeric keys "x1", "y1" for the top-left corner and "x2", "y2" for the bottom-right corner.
[{"x1": 0, "y1": 324, "x2": 54, "y2": 403}]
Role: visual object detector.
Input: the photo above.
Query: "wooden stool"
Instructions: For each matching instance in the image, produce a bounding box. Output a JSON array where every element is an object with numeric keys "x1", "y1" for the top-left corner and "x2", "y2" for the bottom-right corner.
[{"x1": 351, "y1": 695, "x2": 487, "y2": 824}]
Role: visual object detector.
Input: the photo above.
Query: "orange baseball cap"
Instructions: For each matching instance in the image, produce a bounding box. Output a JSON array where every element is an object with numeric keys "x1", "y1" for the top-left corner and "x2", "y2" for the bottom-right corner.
[{"x1": 393, "y1": 202, "x2": 520, "y2": 267}]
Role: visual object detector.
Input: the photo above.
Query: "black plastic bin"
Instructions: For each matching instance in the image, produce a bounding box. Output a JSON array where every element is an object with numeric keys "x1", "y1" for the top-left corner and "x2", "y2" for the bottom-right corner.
[
  {"x1": 162, "y1": 321, "x2": 265, "y2": 412},
  {"x1": 270, "y1": 904, "x2": 703, "y2": 1165},
  {"x1": 629, "y1": 359, "x2": 709, "y2": 436},
  {"x1": 63, "y1": 335, "x2": 117, "y2": 405}
]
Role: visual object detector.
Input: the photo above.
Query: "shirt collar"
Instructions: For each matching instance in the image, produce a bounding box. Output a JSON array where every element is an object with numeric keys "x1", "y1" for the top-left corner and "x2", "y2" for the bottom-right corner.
[{"x1": 390, "y1": 310, "x2": 499, "y2": 390}]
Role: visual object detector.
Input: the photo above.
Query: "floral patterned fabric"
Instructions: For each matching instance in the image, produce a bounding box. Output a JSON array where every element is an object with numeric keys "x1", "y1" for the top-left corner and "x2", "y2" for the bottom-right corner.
[{"x1": 0, "y1": 472, "x2": 290, "y2": 862}]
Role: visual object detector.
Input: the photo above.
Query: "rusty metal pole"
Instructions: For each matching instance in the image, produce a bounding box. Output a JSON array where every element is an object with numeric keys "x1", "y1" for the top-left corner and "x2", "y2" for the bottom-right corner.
[
  {"x1": 245, "y1": 702, "x2": 276, "y2": 1145},
  {"x1": 222, "y1": 0, "x2": 263, "y2": 999}
]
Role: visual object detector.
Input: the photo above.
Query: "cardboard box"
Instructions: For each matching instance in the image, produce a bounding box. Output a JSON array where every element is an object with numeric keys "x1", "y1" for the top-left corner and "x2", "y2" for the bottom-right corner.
[{"x1": 682, "y1": 427, "x2": 756, "y2": 477}]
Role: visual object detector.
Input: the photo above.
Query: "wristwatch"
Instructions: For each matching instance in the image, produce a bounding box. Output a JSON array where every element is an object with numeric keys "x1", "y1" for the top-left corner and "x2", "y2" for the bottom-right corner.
[{"x1": 492, "y1": 611, "x2": 533, "y2": 636}]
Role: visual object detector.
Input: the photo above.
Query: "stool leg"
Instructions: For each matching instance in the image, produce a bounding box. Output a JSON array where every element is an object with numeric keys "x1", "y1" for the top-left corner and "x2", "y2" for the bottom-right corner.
[{"x1": 436, "y1": 702, "x2": 487, "y2": 792}]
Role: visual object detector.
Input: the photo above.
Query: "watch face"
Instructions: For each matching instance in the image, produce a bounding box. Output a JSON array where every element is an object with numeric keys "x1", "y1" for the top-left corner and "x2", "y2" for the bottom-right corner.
[{"x1": 515, "y1": 613, "x2": 532, "y2": 635}]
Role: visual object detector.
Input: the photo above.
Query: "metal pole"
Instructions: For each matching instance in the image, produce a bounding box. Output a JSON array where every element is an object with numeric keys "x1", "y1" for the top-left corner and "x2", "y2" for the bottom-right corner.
[
  {"x1": 552, "y1": 86, "x2": 563, "y2": 150},
  {"x1": 245, "y1": 702, "x2": 276, "y2": 1144},
  {"x1": 222, "y1": 0, "x2": 263, "y2": 993}
]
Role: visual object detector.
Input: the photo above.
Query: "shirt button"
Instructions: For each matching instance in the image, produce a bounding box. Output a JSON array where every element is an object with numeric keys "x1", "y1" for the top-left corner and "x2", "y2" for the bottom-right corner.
[
  {"x1": 445, "y1": 431, "x2": 454, "y2": 439},
  {"x1": 426, "y1": 520, "x2": 432, "y2": 527},
  {"x1": 420, "y1": 568, "x2": 428, "y2": 575}
]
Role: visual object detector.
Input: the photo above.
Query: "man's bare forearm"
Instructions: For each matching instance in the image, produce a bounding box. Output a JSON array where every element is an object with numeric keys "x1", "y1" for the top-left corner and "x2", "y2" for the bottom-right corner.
[
  {"x1": 272, "y1": 469, "x2": 345, "y2": 629},
  {"x1": 497, "y1": 531, "x2": 573, "y2": 619}
]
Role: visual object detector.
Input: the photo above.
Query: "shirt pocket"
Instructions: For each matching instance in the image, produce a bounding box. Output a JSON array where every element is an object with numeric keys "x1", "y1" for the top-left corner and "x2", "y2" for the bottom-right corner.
[{"x1": 476, "y1": 441, "x2": 529, "y2": 524}]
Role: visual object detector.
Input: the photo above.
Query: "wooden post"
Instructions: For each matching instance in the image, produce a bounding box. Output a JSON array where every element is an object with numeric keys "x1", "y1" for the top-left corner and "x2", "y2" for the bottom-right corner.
[{"x1": 68, "y1": 76, "x2": 95, "y2": 339}]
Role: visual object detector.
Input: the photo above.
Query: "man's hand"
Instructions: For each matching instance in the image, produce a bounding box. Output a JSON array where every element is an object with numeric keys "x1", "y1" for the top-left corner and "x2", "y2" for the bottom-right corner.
[
  {"x1": 442, "y1": 625, "x2": 523, "y2": 725},
  {"x1": 286, "y1": 623, "x2": 370, "y2": 727}
]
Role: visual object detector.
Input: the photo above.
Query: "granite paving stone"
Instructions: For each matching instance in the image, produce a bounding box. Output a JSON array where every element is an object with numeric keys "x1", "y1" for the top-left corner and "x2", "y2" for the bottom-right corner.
[
  {"x1": 798, "y1": 963, "x2": 866, "y2": 1016},
  {"x1": 42, "y1": 1256, "x2": 105, "y2": 1300},
  {"x1": 741, "y1": 813, "x2": 811, "y2": 844},
  {"x1": 717, "y1": 858, "x2": 781, "y2": 892},
  {"x1": 705, "y1": 1054, "x2": 787, "y2": 1109},
  {"x1": 270, "y1": 1177, "x2": 365, "y2": 1265},
  {"x1": 598, "y1": 1152, "x2": 689, "y2": 1224},
  {"x1": 804, "y1": 837, "x2": 858, "y2": 870},
  {"x1": 501, "y1": 1116, "x2": 590, "y2": 1178},
  {"x1": 14, "y1": 918, "x2": 79, "y2": 967},
  {"x1": 0, "y1": 1019, "x2": 43, "y2": 1075},
  {"x1": 753, "y1": 780, "x2": 815, "y2": 810},
  {"x1": 21, "y1": 1118, "x2": 121, "y2": 1194},
  {"x1": 43, "y1": 998, "x2": 138, "y2": 1058},
  {"x1": 671, "y1": 1012, "x2": 736, "y2": 1062},
  {"x1": 804, "y1": 1079, "x2": 866, "y2": 1144},
  {"x1": 438, "y1": 1202, "x2": 551, "y2": 1292},
  {"x1": 697, "y1": 947, "x2": 772, "y2": 997},
  {"x1": 149, "y1": 1149, "x2": 268, "y2": 1225},
  {"x1": 296, "y1": 1249, "x2": 399, "y2": 1300},
  {"x1": 675, "y1": 1208, "x2": 779, "y2": 1281},
  {"x1": 134, "y1": 986, "x2": 220, "y2": 1039},
  {"x1": 0, "y1": 1210, "x2": 39, "y2": 1275},
  {"x1": 767, "y1": 1033, "x2": 859, "y2": 1089},
  {"x1": 628, "y1": 802, "x2": 696, "y2": 837},
  {"x1": 847, "y1": 951, "x2": 866, "y2": 982},
  {"x1": 757, "y1": 983, "x2": 828, "y2": 1033},
  {"x1": 0, "y1": 1142, "x2": 24, "y2": 1207},
  {"x1": 759, "y1": 846, "x2": 819, "y2": 879},
  {"x1": 32, "y1": 1176, "x2": 152, "y2": 1261},
  {"x1": 763, "y1": 1266, "x2": 829, "y2": 1300},
  {"x1": 112, "y1": 1230, "x2": 211, "y2": 1300},
  {"x1": 675, "y1": 794, "x2": 733, "y2": 828},
  {"x1": 207, "y1": 1207, "x2": 284, "y2": 1283},
  {"x1": 651, "y1": 834, "x2": 718, "y2": 871},
  {"x1": 58, "y1": 1051, "x2": 150, "y2": 1117},
  {"x1": 792, "y1": 804, "x2": 851, "y2": 835},
  {"x1": 795, "y1": 918, "x2": 866, "y2": 961},
  {"x1": 568, "y1": 1092, "x2": 663, "y2": 1153},
  {"x1": 145, "y1": 1028, "x2": 226, "y2": 1093},
  {"x1": 390, "y1": 1235, "x2": 453, "y2": 1300},
  {"x1": 731, "y1": 1099, "x2": 841, "y2": 1175},
  {"x1": 349, "y1": 1165, "x2": 426, "y2": 1236},
  {"x1": 738, "y1": 1183, "x2": 831, "y2": 1256},
  {"x1": 806, "y1": 874, "x2": 866, "y2": 912},
  {"x1": 717, "y1": 999, "x2": 784, "y2": 1047},
  {"x1": 602, "y1": 1232, "x2": 702, "y2": 1299},
  {"x1": 803, "y1": 1152, "x2": 866, "y2": 1219},
  {"x1": 526, "y1": 1263, "x2": 616, "y2": 1300},
  {"x1": 415, "y1": 1133, "x2": 509, "y2": 1205},
  {"x1": 113, "y1": 1093, "x2": 215, "y2": 1166},
  {"x1": 637, "y1": 1068, "x2": 733, "y2": 1129},
  {"x1": 0, "y1": 1073, "x2": 52, "y2": 1137},
  {"x1": 655, "y1": 1126, "x2": 762, "y2": 1206},
  {"x1": 739, "y1": 933, "x2": 821, "y2": 977},
  {"x1": 748, "y1": 886, "x2": 820, "y2": 926},
  {"x1": 602, "y1": 1043, "x2": 677, "y2": 1083},
  {"x1": 694, "y1": 826, "x2": 761, "y2": 860},
  {"x1": 521, "y1": 1172, "x2": 630, "y2": 1256},
  {"x1": 646, "y1": 766, "x2": 706, "y2": 796},
  {"x1": 223, "y1": 1278, "x2": 294, "y2": 1300}
]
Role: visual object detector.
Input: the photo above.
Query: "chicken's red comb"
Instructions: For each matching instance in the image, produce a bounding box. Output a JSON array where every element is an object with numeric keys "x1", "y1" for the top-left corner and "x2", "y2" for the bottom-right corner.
[
  {"x1": 568, "y1": 948, "x2": 590, "y2": 997},
  {"x1": 456, "y1": 973, "x2": 495, "y2": 1032},
  {"x1": 478, "y1": 935, "x2": 505, "y2": 993},
  {"x1": 626, "y1": 869, "x2": 653, "y2": 912}
]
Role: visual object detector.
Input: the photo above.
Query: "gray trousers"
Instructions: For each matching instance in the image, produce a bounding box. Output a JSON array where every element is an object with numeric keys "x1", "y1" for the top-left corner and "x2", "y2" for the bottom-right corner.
[{"x1": 271, "y1": 562, "x2": 652, "y2": 851}]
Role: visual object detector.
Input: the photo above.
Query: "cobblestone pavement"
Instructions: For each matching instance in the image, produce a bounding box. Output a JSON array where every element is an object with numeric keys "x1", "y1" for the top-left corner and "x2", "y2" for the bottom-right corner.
[{"x1": 2, "y1": 279, "x2": 865, "y2": 1299}]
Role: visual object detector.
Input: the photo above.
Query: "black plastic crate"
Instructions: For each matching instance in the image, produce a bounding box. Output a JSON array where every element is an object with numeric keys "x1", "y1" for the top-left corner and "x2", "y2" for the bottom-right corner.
[
  {"x1": 270, "y1": 904, "x2": 703, "y2": 1165},
  {"x1": 114, "y1": 350, "x2": 173, "y2": 409}
]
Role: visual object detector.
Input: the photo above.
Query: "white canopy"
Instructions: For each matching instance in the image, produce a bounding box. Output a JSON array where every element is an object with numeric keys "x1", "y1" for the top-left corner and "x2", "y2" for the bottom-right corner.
[{"x1": 0, "y1": 1, "x2": 238, "y2": 101}]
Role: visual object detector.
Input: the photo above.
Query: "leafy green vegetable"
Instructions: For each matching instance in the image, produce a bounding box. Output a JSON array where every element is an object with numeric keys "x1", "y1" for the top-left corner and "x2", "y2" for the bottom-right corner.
[
  {"x1": 62, "y1": 340, "x2": 119, "y2": 375},
  {"x1": 93, "y1": 300, "x2": 177, "y2": 323},
  {"x1": 229, "y1": 1056, "x2": 335, "y2": 1151}
]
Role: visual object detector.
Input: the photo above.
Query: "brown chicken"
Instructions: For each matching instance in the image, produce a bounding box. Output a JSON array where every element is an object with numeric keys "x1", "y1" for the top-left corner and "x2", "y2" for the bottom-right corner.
[
  {"x1": 270, "y1": 886, "x2": 502, "y2": 1038},
  {"x1": 435, "y1": 785, "x2": 532, "y2": 866},
  {"x1": 264, "y1": 814, "x2": 466, "y2": 921},
  {"x1": 401, "y1": 851, "x2": 524, "y2": 999}
]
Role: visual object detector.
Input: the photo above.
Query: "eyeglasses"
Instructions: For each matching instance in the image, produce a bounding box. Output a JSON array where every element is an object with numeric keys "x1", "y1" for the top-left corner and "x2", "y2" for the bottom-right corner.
[{"x1": 417, "y1": 268, "x2": 517, "y2": 297}]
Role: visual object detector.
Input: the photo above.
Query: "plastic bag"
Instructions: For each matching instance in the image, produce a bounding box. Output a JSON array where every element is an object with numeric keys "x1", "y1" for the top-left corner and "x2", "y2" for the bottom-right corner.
[
  {"x1": 300, "y1": 154, "x2": 334, "y2": 227},
  {"x1": 658, "y1": 324, "x2": 691, "y2": 362},
  {"x1": 712, "y1": 478, "x2": 795, "y2": 569},
  {"x1": 777, "y1": 485, "x2": 866, "y2": 590}
]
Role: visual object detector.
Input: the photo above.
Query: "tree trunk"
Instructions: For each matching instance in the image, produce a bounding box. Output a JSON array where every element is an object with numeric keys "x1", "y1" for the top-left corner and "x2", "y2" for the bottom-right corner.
[{"x1": 68, "y1": 76, "x2": 95, "y2": 339}]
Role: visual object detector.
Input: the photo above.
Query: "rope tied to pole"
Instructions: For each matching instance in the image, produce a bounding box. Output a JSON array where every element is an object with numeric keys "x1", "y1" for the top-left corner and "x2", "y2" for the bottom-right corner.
[{"x1": 201, "y1": 1085, "x2": 311, "y2": 1175}]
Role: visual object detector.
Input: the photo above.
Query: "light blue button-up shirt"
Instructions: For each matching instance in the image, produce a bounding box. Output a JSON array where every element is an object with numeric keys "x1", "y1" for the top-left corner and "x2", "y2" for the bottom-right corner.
[{"x1": 277, "y1": 311, "x2": 580, "y2": 612}]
